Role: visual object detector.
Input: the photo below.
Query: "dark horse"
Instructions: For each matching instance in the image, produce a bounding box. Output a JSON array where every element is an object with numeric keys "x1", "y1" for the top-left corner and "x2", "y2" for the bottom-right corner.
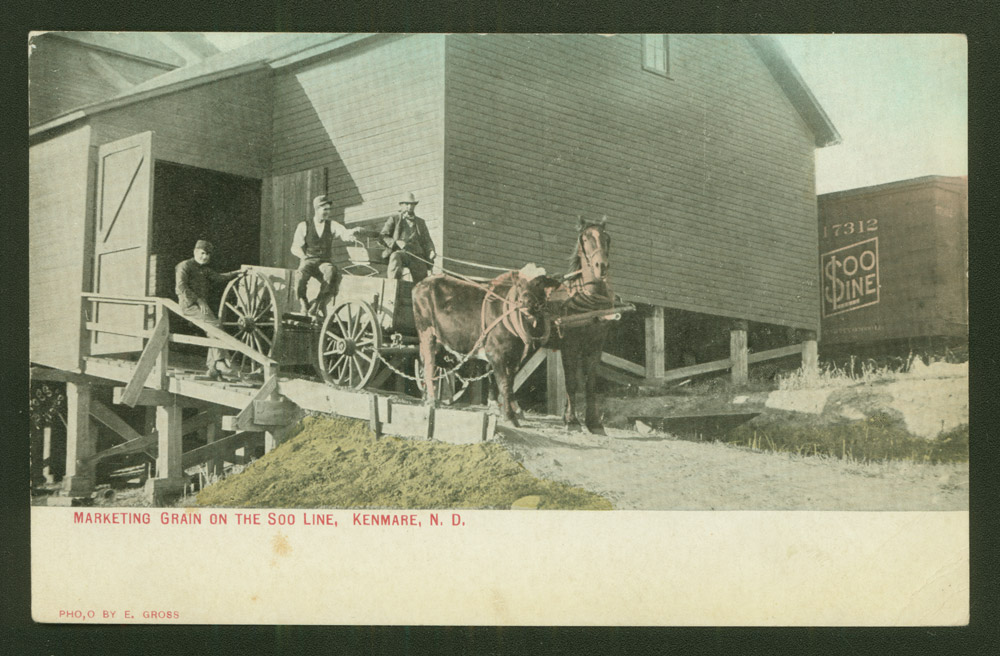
[
  {"x1": 544, "y1": 216, "x2": 614, "y2": 434},
  {"x1": 412, "y1": 264, "x2": 555, "y2": 425}
]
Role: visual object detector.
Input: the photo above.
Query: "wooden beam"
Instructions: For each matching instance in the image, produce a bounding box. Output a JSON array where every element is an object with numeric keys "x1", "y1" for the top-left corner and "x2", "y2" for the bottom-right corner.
[
  {"x1": 747, "y1": 344, "x2": 804, "y2": 364},
  {"x1": 89, "y1": 399, "x2": 144, "y2": 443},
  {"x1": 112, "y1": 386, "x2": 217, "y2": 409},
  {"x1": 63, "y1": 382, "x2": 95, "y2": 495},
  {"x1": 730, "y1": 321, "x2": 749, "y2": 385},
  {"x1": 30, "y1": 367, "x2": 111, "y2": 386},
  {"x1": 182, "y1": 410, "x2": 223, "y2": 436},
  {"x1": 513, "y1": 348, "x2": 546, "y2": 392},
  {"x1": 154, "y1": 404, "x2": 184, "y2": 481},
  {"x1": 600, "y1": 352, "x2": 646, "y2": 378},
  {"x1": 644, "y1": 306, "x2": 665, "y2": 379},
  {"x1": 800, "y1": 330, "x2": 819, "y2": 376},
  {"x1": 597, "y1": 364, "x2": 641, "y2": 387},
  {"x1": 659, "y1": 356, "x2": 732, "y2": 383},
  {"x1": 83, "y1": 433, "x2": 157, "y2": 466},
  {"x1": 119, "y1": 317, "x2": 169, "y2": 407},
  {"x1": 252, "y1": 399, "x2": 301, "y2": 426},
  {"x1": 182, "y1": 431, "x2": 258, "y2": 469},
  {"x1": 235, "y1": 375, "x2": 278, "y2": 431},
  {"x1": 546, "y1": 350, "x2": 565, "y2": 417}
]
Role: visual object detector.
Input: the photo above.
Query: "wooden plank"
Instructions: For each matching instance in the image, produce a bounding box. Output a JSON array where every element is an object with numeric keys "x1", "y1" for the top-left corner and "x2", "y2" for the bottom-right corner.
[
  {"x1": 513, "y1": 348, "x2": 546, "y2": 392},
  {"x1": 154, "y1": 405, "x2": 184, "y2": 481},
  {"x1": 182, "y1": 431, "x2": 257, "y2": 470},
  {"x1": 182, "y1": 410, "x2": 223, "y2": 436},
  {"x1": 82, "y1": 357, "x2": 257, "y2": 409},
  {"x1": 112, "y1": 387, "x2": 216, "y2": 408},
  {"x1": 119, "y1": 317, "x2": 169, "y2": 406},
  {"x1": 83, "y1": 433, "x2": 156, "y2": 466},
  {"x1": 30, "y1": 367, "x2": 110, "y2": 386},
  {"x1": 89, "y1": 399, "x2": 143, "y2": 443},
  {"x1": 600, "y1": 352, "x2": 646, "y2": 378},
  {"x1": 659, "y1": 356, "x2": 733, "y2": 383},
  {"x1": 747, "y1": 344, "x2": 804, "y2": 364},
  {"x1": 431, "y1": 407, "x2": 489, "y2": 444},
  {"x1": 159, "y1": 298, "x2": 277, "y2": 368},
  {"x1": 801, "y1": 339, "x2": 818, "y2": 376},
  {"x1": 597, "y1": 364, "x2": 641, "y2": 387},
  {"x1": 63, "y1": 382, "x2": 95, "y2": 495},
  {"x1": 235, "y1": 375, "x2": 278, "y2": 431},
  {"x1": 253, "y1": 399, "x2": 301, "y2": 426},
  {"x1": 645, "y1": 306, "x2": 665, "y2": 379},
  {"x1": 546, "y1": 350, "x2": 565, "y2": 417},
  {"x1": 730, "y1": 322, "x2": 748, "y2": 385}
]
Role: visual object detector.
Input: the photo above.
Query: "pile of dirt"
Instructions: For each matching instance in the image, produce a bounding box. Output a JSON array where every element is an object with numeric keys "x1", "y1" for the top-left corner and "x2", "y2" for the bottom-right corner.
[{"x1": 196, "y1": 416, "x2": 612, "y2": 510}]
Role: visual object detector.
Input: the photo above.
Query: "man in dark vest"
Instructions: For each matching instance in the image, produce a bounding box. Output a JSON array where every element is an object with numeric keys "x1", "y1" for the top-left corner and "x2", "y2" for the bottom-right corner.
[
  {"x1": 175, "y1": 240, "x2": 242, "y2": 380},
  {"x1": 291, "y1": 194, "x2": 360, "y2": 315},
  {"x1": 380, "y1": 192, "x2": 436, "y2": 283}
]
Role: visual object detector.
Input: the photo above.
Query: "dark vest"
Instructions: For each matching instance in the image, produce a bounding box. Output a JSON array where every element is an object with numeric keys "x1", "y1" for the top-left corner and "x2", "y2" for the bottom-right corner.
[{"x1": 303, "y1": 220, "x2": 333, "y2": 259}]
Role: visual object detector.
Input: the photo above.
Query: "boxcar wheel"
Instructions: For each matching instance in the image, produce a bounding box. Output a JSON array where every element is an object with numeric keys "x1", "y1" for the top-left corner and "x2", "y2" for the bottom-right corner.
[{"x1": 318, "y1": 301, "x2": 381, "y2": 389}]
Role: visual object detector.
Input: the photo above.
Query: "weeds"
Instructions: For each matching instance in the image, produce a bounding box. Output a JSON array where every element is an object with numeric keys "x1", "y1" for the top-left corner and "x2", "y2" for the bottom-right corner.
[
  {"x1": 777, "y1": 354, "x2": 917, "y2": 390},
  {"x1": 725, "y1": 413, "x2": 968, "y2": 464}
]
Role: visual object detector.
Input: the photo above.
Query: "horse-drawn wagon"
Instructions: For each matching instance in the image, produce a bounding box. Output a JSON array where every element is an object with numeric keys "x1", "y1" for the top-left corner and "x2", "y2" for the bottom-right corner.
[{"x1": 216, "y1": 237, "x2": 419, "y2": 390}]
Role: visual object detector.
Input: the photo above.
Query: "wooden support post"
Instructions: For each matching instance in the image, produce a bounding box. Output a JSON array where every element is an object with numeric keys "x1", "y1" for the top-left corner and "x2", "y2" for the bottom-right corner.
[
  {"x1": 645, "y1": 305, "x2": 665, "y2": 380},
  {"x1": 800, "y1": 329, "x2": 819, "y2": 376},
  {"x1": 152, "y1": 304, "x2": 170, "y2": 390},
  {"x1": 204, "y1": 420, "x2": 222, "y2": 476},
  {"x1": 546, "y1": 350, "x2": 565, "y2": 417},
  {"x1": 145, "y1": 404, "x2": 186, "y2": 503},
  {"x1": 264, "y1": 430, "x2": 277, "y2": 453},
  {"x1": 42, "y1": 426, "x2": 54, "y2": 483},
  {"x1": 730, "y1": 320, "x2": 749, "y2": 385},
  {"x1": 63, "y1": 382, "x2": 95, "y2": 496}
]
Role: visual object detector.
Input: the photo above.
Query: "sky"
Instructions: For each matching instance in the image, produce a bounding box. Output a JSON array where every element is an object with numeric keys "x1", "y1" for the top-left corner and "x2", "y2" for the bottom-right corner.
[{"x1": 203, "y1": 33, "x2": 968, "y2": 195}]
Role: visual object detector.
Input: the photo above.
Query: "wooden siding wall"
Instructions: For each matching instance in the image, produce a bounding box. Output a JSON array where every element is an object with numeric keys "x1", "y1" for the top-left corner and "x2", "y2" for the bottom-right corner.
[
  {"x1": 267, "y1": 35, "x2": 446, "y2": 266},
  {"x1": 444, "y1": 34, "x2": 820, "y2": 330},
  {"x1": 29, "y1": 38, "x2": 173, "y2": 126},
  {"x1": 29, "y1": 125, "x2": 94, "y2": 369},
  {"x1": 87, "y1": 70, "x2": 273, "y2": 180},
  {"x1": 818, "y1": 178, "x2": 968, "y2": 344}
]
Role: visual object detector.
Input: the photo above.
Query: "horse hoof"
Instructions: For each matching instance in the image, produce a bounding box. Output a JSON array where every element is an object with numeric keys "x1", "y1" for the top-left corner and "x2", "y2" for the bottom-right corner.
[
  {"x1": 564, "y1": 421, "x2": 582, "y2": 433},
  {"x1": 585, "y1": 424, "x2": 606, "y2": 436}
]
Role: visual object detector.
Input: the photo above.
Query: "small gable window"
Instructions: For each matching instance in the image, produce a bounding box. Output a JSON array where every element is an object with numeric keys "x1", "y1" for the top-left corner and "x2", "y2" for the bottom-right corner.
[{"x1": 641, "y1": 34, "x2": 669, "y2": 77}]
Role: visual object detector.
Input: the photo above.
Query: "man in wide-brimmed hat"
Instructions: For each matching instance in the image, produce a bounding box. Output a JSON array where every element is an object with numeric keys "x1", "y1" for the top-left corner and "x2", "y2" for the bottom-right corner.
[
  {"x1": 380, "y1": 191, "x2": 436, "y2": 282},
  {"x1": 291, "y1": 194, "x2": 360, "y2": 315},
  {"x1": 175, "y1": 240, "x2": 242, "y2": 380}
]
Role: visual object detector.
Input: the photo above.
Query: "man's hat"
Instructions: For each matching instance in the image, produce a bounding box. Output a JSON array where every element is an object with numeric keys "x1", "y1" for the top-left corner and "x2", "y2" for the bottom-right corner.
[
  {"x1": 313, "y1": 194, "x2": 332, "y2": 210},
  {"x1": 194, "y1": 239, "x2": 214, "y2": 253},
  {"x1": 399, "y1": 192, "x2": 419, "y2": 205}
]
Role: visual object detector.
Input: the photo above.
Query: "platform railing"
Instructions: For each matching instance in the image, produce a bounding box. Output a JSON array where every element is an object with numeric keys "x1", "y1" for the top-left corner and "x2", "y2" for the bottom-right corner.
[{"x1": 81, "y1": 292, "x2": 278, "y2": 404}]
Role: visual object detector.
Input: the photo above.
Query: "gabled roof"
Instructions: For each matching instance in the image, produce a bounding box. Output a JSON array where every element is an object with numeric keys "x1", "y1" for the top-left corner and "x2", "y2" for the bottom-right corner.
[
  {"x1": 31, "y1": 33, "x2": 840, "y2": 149},
  {"x1": 44, "y1": 31, "x2": 220, "y2": 69},
  {"x1": 746, "y1": 35, "x2": 841, "y2": 148},
  {"x1": 30, "y1": 33, "x2": 370, "y2": 136}
]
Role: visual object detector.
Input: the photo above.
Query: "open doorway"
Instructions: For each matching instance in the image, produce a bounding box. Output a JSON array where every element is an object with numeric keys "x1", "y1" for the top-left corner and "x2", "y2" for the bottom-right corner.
[{"x1": 149, "y1": 161, "x2": 261, "y2": 306}]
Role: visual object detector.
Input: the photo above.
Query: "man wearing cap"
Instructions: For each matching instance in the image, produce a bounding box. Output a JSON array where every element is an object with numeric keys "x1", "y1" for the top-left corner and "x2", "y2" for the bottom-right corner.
[
  {"x1": 380, "y1": 192, "x2": 436, "y2": 283},
  {"x1": 290, "y1": 194, "x2": 360, "y2": 315},
  {"x1": 175, "y1": 240, "x2": 242, "y2": 380}
]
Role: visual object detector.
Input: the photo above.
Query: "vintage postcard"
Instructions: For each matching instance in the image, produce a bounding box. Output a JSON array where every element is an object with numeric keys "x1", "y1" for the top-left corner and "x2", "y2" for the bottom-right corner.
[{"x1": 28, "y1": 32, "x2": 968, "y2": 625}]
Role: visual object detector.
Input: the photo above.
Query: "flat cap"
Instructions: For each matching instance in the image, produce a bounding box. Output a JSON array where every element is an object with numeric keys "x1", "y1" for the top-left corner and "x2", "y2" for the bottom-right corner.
[{"x1": 194, "y1": 239, "x2": 214, "y2": 253}]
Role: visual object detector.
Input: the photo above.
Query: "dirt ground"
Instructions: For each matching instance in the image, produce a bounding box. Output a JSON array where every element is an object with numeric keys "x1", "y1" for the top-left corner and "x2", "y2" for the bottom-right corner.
[{"x1": 493, "y1": 414, "x2": 967, "y2": 511}]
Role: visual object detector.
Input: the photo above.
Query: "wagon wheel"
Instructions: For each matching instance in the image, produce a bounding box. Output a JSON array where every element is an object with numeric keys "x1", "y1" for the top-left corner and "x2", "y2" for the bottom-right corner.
[
  {"x1": 414, "y1": 356, "x2": 469, "y2": 405},
  {"x1": 218, "y1": 270, "x2": 280, "y2": 376},
  {"x1": 318, "y1": 301, "x2": 381, "y2": 389}
]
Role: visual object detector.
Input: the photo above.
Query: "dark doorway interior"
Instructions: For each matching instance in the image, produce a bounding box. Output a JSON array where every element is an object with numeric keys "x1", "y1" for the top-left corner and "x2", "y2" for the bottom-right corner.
[{"x1": 150, "y1": 161, "x2": 261, "y2": 308}]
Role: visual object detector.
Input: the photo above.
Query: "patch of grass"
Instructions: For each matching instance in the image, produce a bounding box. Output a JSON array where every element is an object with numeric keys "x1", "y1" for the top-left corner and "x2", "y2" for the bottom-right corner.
[
  {"x1": 778, "y1": 355, "x2": 915, "y2": 390},
  {"x1": 197, "y1": 416, "x2": 612, "y2": 510},
  {"x1": 725, "y1": 412, "x2": 968, "y2": 464}
]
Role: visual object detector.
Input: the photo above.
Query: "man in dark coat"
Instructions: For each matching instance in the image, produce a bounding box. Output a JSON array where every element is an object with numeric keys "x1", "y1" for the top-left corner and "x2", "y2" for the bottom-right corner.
[
  {"x1": 175, "y1": 240, "x2": 242, "y2": 379},
  {"x1": 379, "y1": 192, "x2": 436, "y2": 283}
]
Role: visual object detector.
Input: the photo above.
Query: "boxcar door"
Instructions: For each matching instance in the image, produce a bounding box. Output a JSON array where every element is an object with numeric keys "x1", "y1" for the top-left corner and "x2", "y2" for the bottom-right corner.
[{"x1": 91, "y1": 132, "x2": 155, "y2": 356}]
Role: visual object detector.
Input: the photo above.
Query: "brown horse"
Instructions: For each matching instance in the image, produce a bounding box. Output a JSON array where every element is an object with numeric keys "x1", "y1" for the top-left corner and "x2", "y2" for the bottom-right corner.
[
  {"x1": 412, "y1": 265, "x2": 555, "y2": 425},
  {"x1": 543, "y1": 216, "x2": 614, "y2": 433}
]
